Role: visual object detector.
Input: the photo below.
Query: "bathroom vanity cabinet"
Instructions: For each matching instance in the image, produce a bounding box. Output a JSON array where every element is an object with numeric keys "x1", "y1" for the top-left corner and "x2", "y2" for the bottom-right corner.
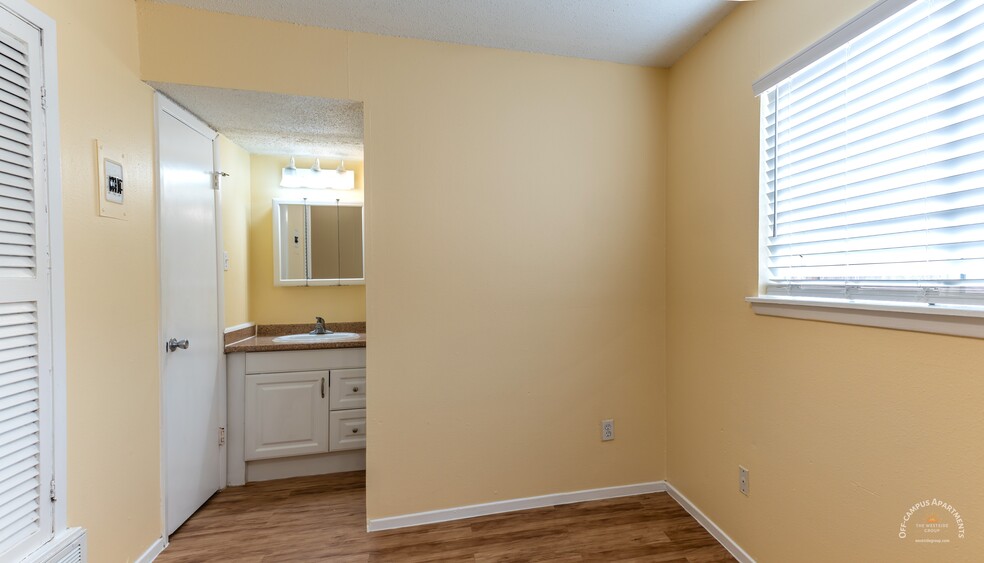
[{"x1": 227, "y1": 346, "x2": 366, "y2": 485}]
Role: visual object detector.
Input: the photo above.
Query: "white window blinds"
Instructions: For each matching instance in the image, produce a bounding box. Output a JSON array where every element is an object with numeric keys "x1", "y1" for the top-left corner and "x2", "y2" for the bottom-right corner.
[
  {"x1": 762, "y1": 0, "x2": 984, "y2": 305},
  {"x1": 0, "y1": 7, "x2": 52, "y2": 562}
]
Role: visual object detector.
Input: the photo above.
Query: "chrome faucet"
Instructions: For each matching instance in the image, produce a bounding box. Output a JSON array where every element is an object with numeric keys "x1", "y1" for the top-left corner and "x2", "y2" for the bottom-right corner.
[{"x1": 310, "y1": 317, "x2": 331, "y2": 335}]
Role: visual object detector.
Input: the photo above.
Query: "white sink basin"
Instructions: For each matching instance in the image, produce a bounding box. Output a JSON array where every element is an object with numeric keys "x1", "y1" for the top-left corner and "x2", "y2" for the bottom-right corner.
[{"x1": 272, "y1": 332, "x2": 361, "y2": 343}]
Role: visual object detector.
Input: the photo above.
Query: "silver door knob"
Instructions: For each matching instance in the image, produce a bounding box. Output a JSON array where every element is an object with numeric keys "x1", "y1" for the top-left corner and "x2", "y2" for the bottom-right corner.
[{"x1": 167, "y1": 338, "x2": 190, "y2": 352}]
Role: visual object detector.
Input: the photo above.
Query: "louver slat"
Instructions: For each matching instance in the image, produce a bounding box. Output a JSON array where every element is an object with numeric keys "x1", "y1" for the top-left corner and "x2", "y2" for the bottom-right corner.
[
  {"x1": 0, "y1": 301, "x2": 38, "y2": 556},
  {"x1": 0, "y1": 42, "x2": 26, "y2": 68},
  {"x1": 0, "y1": 97, "x2": 33, "y2": 280},
  {"x1": 0, "y1": 51, "x2": 26, "y2": 80}
]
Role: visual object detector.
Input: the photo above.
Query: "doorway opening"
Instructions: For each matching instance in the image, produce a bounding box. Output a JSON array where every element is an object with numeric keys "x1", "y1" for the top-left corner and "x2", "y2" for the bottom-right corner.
[{"x1": 151, "y1": 83, "x2": 368, "y2": 541}]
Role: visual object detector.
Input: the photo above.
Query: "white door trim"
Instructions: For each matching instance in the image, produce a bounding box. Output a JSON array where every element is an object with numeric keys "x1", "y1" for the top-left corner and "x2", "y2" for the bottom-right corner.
[
  {"x1": 154, "y1": 92, "x2": 224, "y2": 542},
  {"x1": 212, "y1": 138, "x2": 227, "y2": 490},
  {"x1": 157, "y1": 95, "x2": 216, "y2": 141},
  {"x1": 152, "y1": 92, "x2": 168, "y2": 547},
  {"x1": 25, "y1": 0, "x2": 68, "y2": 533}
]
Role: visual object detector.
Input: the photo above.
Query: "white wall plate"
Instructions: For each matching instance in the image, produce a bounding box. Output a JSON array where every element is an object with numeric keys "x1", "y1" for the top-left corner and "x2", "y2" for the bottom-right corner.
[{"x1": 96, "y1": 140, "x2": 128, "y2": 220}]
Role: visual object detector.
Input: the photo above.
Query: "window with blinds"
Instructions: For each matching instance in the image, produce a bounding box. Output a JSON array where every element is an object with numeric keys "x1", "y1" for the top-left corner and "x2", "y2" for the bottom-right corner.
[
  {"x1": 761, "y1": 0, "x2": 984, "y2": 306},
  {"x1": 0, "y1": 7, "x2": 52, "y2": 562}
]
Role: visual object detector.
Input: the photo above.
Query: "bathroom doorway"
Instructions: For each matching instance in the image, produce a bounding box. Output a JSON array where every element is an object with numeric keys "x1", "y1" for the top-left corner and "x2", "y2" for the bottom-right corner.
[{"x1": 149, "y1": 83, "x2": 368, "y2": 540}]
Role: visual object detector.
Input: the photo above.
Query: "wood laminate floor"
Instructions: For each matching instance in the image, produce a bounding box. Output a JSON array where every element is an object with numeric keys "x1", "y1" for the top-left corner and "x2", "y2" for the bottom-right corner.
[{"x1": 156, "y1": 471, "x2": 736, "y2": 562}]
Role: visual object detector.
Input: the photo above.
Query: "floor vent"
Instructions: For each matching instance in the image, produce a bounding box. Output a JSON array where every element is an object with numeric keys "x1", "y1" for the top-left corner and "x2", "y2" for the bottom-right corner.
[{"x1": 24, "y1": 529, "x2": 87, "y2": 563}]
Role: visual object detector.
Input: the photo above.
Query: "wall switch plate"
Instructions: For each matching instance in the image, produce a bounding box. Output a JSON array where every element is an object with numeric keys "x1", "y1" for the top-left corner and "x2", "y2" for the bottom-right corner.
[
  {"x1": 739, "y1": 465, "x2": 749, "y2": 496},
  {"x1": 223, "y1": 250, "x2": 230, "y2": 271},
  {"x1": 601, "y1": 419, "x2": 614, "y2": 441},
  {"x1": 96, "y1": 140, "x2": 128, "y2": 220}
]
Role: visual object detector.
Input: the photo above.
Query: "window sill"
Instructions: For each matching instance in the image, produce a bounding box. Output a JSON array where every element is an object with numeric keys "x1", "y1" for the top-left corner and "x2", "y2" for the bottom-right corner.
[{"x1": 746, "y1": 295, "x2": 984, "y2": 339}]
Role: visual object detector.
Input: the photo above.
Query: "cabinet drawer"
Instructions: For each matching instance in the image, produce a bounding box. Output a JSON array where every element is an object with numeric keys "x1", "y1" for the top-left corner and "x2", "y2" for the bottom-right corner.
[
  {"x1": 329, "y1": 409, "x2": 366, "y2": 451},
  {"x1": 245, "y1": 371, "x2": 329, "y2": 460},
  {"x1": 329, "y1": 368, "x2": 365, "y2": 410}
]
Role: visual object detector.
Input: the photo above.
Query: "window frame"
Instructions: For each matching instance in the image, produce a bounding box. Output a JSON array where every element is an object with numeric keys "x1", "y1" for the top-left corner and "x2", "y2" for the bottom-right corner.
[{"x1": 749, "y1": 0, "x2": 984, "y2": 338}]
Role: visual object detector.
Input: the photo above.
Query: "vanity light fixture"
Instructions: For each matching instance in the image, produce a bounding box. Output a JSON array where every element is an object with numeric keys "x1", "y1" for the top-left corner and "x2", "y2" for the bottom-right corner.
[
  {"x1": 280, "y1": 156, "x2": 300, "y2": 187},
  {"x1": 280, "y1": 156, "x2": 355, "y2": 190}
]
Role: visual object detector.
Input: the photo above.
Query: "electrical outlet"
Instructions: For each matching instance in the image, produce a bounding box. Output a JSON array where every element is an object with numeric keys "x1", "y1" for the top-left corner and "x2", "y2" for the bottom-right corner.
[
  {"x1": 223, "y1": 251, "x2": 230, "y2": 271},
  {"x1": 739, "y1": 465, "x2": 749, "y2": 496},
  {"x1": 601, "y1": 419, "x2": 614, "y2": 441}
]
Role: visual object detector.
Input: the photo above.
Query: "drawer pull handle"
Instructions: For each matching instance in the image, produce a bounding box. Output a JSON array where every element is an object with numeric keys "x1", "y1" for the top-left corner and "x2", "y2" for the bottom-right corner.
[
  {"x1": 352, "y1": 428, "x2": 359, "y2": 433},
  {"x1": 321, "y1": 377, "x2": 326, "y2": 399},
  {"x1": 353, "y1": 386, "x2": 359, "y2": 392}
]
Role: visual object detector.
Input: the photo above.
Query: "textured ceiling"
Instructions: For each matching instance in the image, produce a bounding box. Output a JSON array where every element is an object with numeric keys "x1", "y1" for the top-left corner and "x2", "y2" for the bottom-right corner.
[
  {"x1": 150, "y1": 83, "x2": 364, "y2": 158},
  {"x1": 149, "y1": 0, "x2": 737, "y2": 68}
]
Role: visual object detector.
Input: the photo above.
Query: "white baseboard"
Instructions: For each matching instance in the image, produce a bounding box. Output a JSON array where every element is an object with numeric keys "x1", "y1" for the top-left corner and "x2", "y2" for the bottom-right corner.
[
  {"x1": 246, "y1": 450, "x2": 366, "y2": 483},
  {"x1": 366, "y1": 481, "x2": 667, "y2": 532},
  {"x1": 135, "y1": 536, "x2": 166, "y2": 563},
  {"x1": 665, "y1": 482, "x2": 755, "y2": 563}
]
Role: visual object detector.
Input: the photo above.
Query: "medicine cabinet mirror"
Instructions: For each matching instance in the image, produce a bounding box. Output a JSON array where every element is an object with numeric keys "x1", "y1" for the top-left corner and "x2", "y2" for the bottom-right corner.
[{"x1": 273, "y1": 199, "x2": 364, "y2": 286}]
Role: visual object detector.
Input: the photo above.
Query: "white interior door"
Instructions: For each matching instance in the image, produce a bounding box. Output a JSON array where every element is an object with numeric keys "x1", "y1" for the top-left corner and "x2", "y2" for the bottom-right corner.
[{"x1": 158, "y1": 97, "x2": 221, "y2": 535}]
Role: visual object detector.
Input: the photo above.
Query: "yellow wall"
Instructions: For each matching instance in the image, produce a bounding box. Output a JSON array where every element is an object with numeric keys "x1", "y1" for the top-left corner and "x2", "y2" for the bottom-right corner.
[
  {"x1": 218, "y1": 135, "x2": 251, "y2": 328},
  {"x1": 667, "y1": 2, "x2": 984, "y2": 561},
  {"x1": 137, "y1": 2, "x2": 668, "y2": 520},
  {"x1": 248, "y1": 155, "x2": 366, "y2": 324},
  {"x1": 28, "y1": 0, "x2": 161, "y2": 561}
]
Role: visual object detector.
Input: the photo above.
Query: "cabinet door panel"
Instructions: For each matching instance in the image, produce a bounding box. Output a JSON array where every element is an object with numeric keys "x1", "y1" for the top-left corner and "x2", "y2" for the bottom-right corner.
[
  {"x1": 329, "y1": 409, "x2": 366, "y2": 451},
  {"x1": 329, "y1": 368, "x2": 366, "y2": 410},
  {"x1": 245, "y1": 371, "x2": 329, "y2": 460}
]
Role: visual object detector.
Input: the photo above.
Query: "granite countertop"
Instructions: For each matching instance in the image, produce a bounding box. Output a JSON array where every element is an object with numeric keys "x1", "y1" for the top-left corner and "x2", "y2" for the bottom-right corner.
[{"x1": 224, "y1": 322, "x2": 366, "y2": 353}]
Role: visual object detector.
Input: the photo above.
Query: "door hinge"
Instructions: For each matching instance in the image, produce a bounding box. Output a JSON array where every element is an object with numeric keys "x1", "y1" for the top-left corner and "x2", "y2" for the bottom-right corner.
[
  {"x1": 218, "y1": 426, "x2": 226, "y2": 447},
  {"x1": 210, "y1": 171, "x2": 228, "y2": 190},
  {"x1": 40, "y1": 86, "x2": 46, "y2": 110},
  {"x1": 49, "y1": 477, "x2": 56, "y2": 502}
]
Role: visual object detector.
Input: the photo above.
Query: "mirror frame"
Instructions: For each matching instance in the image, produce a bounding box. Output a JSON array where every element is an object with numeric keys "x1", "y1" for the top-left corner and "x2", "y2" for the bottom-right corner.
[{"x1": 272, "y1": 198, "x2": 365, "y2": 286}]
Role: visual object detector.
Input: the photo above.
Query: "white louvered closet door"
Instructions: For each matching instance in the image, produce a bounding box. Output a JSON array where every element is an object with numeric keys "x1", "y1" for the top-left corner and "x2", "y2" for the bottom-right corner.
[{"x1": 0, "y1": 6, "x2": 52, "y2": 562}]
